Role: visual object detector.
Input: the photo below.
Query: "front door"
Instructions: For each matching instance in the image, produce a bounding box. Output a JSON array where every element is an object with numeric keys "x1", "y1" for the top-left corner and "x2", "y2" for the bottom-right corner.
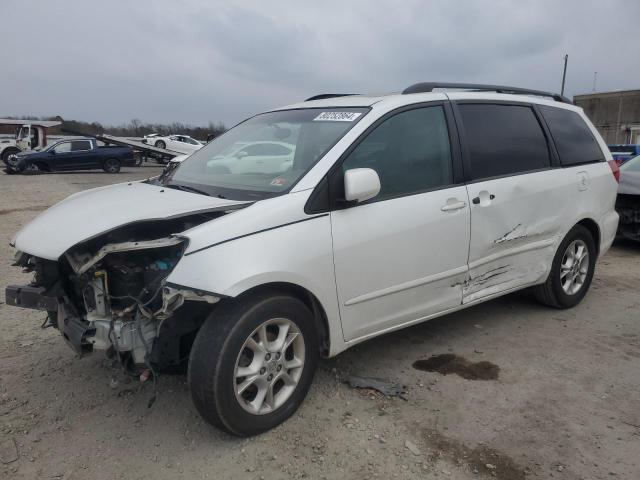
[{"x1": 330, "y1": 104, "x2": 470, "y2": 341}]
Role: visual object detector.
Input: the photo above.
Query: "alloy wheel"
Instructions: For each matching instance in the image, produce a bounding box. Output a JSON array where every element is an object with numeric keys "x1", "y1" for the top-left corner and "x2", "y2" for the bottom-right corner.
[
  {"x1": 560, "y1": 239, "x2": 589, "y2": 295},
  {"x1": 234, "y1": 318, "x2": 305, "y2": 415}
]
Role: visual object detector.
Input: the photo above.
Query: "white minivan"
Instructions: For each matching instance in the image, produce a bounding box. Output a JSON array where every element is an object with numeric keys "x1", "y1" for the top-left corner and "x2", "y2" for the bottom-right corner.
[{"x1": 6, "y1": 83, "x2": 620, "y2": 436}]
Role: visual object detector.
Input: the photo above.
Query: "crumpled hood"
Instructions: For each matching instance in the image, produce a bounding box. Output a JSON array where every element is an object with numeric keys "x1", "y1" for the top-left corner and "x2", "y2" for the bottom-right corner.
[{"x1": 12, "y1": 181, "x2": 248, "y2": 260}]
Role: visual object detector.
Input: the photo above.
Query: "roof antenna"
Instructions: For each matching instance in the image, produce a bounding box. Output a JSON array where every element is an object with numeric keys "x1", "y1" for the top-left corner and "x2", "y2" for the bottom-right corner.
[{"x1": 560, "y1": 54, "x2": 568, "y2": 96}]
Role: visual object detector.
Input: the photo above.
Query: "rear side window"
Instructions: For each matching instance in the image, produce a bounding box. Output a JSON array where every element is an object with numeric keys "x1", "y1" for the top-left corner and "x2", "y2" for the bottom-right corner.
[
  {"x1": 341, "y1": 106, "x2": 453, "y2": 200},
  {"x1": 458, "y1": 104, "x2": 550, "y2": 180},
  {"x1": 539, "y1": 106, "x2": 604, "y2": 166},
  {"x1": 71, "y1": 140, "x2": 91, "y2": 151}
]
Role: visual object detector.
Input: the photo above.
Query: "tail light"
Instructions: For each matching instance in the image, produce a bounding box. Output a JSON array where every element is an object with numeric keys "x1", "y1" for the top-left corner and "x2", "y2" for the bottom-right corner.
[{"x1": 608, "y1": 160, "x2": 620, "y2": 183}]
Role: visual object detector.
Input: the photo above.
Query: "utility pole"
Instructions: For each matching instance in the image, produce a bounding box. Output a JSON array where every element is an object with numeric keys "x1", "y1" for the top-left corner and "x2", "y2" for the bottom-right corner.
[
  {"x1": 560, "y1": 54, "x2": 568, "y2": 96},
  {"x1": 592, "y1": 71, "x2": 598, "y2": 92}
]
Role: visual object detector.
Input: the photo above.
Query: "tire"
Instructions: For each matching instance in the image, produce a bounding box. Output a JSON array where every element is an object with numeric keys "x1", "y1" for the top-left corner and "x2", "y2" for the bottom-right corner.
[
  {"x1": 188, "y1": 290, "x2": 319, "y2": 436},
  {"x1": 535, "y1": 224, "x2": 596, "y2": 309},
  {"x1": 155, "y1": 140, "x2": 166, "y2": 149},
  {"x1": 2, "y1": 148, "x2": 21, "y2": 166},
  {"x1": 23, "y1": 162, "x2": 45, "y2": 175},
  {"x1": 102, "y1": 158, "x2": 121, "y2": 173}
]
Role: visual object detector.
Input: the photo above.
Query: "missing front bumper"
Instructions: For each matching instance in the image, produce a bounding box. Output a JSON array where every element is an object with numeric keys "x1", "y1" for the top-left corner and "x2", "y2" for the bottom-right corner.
[{"x1": 5, "y1": 285, "x2": 58, "y2": 311}]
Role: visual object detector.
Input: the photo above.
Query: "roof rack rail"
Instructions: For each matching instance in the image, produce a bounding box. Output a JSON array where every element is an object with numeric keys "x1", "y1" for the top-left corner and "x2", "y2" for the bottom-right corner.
[
  {"x1": 402, "y1": 82, "x2": 572, "y2": 104},
  {"x1": 305, "y1": 93, "x2": 358, "y2": 101}
]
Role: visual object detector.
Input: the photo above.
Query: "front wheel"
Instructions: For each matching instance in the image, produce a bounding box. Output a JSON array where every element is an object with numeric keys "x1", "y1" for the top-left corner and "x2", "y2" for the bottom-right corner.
[
  {"x1": 102, "y1": 158, "x2": 121, "y2": 173},
  {"x1": 155, "y1": 140, "x2": 166, "y2": 149},
  {"x1": 188, "y1": 291, "x2": 319, "y2": 436},
  {"x1": 535, "y1": 224, "x2": 596, "y2": 309}
]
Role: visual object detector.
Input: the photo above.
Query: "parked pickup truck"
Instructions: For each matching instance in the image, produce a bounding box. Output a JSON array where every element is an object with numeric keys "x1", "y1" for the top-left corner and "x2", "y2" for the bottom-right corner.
[{"x1": 5, "y1": 138, "x2": 134, "y2": 174}]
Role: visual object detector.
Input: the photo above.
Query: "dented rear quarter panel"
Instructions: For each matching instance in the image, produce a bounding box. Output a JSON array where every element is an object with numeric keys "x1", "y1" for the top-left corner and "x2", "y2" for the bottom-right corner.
[{"x1": 464, "y1": 162, "x2": 618, "y2": 303}]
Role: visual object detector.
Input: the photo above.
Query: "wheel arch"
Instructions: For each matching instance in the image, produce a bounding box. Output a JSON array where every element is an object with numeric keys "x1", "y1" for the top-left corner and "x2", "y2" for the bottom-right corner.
[
  {"x1": 34, "y1": 160, "x2": 50, "y2": 171},
  {"x1": 576, "y1": 217, "x2": 601, "y2": 255},
  {"x1": 234, "y1": 282, "x2": 332, "y2": 358}
]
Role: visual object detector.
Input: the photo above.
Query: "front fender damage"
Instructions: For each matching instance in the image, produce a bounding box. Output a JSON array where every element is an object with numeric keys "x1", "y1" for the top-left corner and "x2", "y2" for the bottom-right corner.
[{"x1": 5, "y1": 212, "x2": 228, "y2": 375}]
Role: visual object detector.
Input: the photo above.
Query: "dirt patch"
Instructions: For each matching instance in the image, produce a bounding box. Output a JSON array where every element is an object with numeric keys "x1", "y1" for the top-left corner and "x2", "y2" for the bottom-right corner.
[
  {"x1": 413, "y1": 354, "x2": 499, "y2": 380},
  {"x1": 0, "y1": 205, "x2": 50, "y2": 216},
  {"x1": 424, "y1": 428, "x2": 526, "y2": 480}
]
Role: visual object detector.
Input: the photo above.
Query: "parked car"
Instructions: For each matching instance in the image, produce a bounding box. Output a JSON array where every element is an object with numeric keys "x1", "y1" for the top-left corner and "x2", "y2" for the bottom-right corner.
[
  {"x1": 6, "y1": 83, "x2": 619, "y2": 436},
  {"x1": 5, "y1": 138, "x2": 134, "y2": 174},
  {"x1": 608, "y1": 144, "x2": 640, "y2": 166},
  {"x1": 142, "y1": 134, "x2": 203, "y2": 154},
  {"x1": 206, "y1": 141, "x2": 294, "y2": 174},
  {"x1": 615, "y1": 154, "x2": 640, "y2": 241}
]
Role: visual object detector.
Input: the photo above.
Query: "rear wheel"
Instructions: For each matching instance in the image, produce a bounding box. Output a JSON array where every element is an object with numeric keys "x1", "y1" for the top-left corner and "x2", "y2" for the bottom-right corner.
[
  {"x1": 155, "y1": 140, "x2": 166, "y2": 149},
  {"x1": 535, "y1": 225, "x2": 596, "y2": 308},
  {"x1": 188, "y1": 291, "x2": 319, "y2": 436},
  {"x1": 103, "y1": 158, "x2": 121, "y2": 173}
]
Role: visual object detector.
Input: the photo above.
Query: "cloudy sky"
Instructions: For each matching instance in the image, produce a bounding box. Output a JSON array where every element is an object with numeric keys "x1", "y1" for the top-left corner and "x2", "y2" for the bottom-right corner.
[{"x1": 3, "y1": 0, "x2": 639, "y2": 127}]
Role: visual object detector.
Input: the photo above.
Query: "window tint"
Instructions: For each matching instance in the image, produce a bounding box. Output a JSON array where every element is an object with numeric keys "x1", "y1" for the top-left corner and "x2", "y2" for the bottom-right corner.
[
  {"x1": 342, "y1": 106, "x2": 452, "y2": 200},
  {"x1": 539, "y1": 106, "x2": 604, "y2": 166},
  {"x1": 458, "y1": 104, "x2": 550, "y2": 180},
  {"x1": 70, "y1": 140, "x2": 91, "y2": 151},
  {"x1": 53, "y1": 142, "x2": 71, "y2": 153}
]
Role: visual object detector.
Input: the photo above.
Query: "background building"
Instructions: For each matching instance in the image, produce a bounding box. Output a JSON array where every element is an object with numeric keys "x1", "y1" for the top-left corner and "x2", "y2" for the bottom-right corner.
[{"x1": 574, "y1": 89, "x2": 640, "y2": 144}]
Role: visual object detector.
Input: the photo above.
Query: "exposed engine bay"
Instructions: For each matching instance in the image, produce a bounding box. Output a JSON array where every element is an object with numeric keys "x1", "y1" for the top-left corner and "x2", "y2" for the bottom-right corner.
[{"x1": 6, "y1": 213, "x2": 223, "y2": 375}]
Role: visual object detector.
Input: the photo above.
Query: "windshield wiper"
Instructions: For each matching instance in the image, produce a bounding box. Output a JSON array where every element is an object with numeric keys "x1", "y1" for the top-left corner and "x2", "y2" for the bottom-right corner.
[{"x1": 165, "y1": 184, "x2": 211, "y2": 196}]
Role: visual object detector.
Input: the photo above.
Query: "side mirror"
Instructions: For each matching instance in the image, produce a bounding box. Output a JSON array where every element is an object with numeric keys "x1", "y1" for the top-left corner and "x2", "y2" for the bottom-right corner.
[
  {"x1": 235, "y1": 151, "x2": 248, "y2": 159},
  {"x1": 344, "y1": 168, "x2": 381, "y2": 203},
  {"x1": 50, "y1": 149, "x2": 56, "y2": 155}
]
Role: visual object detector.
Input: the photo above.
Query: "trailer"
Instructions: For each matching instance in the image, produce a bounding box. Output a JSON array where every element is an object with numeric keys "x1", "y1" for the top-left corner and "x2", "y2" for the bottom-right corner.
[{"x1": 61, "y1": 129, "x2": 184, "y2": 165}]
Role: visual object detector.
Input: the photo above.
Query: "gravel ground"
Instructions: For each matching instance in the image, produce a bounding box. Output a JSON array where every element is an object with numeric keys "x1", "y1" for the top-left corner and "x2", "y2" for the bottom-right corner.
[{"x1": 1, "y1": 166, "x2": 639, "y2": 480}]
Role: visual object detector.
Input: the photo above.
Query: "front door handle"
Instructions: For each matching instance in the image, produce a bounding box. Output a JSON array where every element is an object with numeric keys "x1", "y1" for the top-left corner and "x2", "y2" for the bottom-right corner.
[{"x1": 441, "y1": 200, "x2": 467, "y2": 212}]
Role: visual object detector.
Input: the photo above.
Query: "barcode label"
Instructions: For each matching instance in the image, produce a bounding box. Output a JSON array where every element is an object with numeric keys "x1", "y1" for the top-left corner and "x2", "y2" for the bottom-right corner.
[{"x1": 313, "y1": 111, "x2": 362, "y2": 122}]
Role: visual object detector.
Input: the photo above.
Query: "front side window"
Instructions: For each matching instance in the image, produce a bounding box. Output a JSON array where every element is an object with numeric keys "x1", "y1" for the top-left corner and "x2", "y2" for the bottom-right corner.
[
  {"x1": 458, "y1": 104, "x2": 550, "y2": 180},
  {"x1": 53, "y1": 142, "x2": 72, "y2": 153},
  {"x1": 167, "y1": 108, "x2": 368, "y2": 200},
  {"x1": 341, "y1": 106, "x2": 453, "y2": 201},
  {"x1": 539, "y1": 106, "x2": 605, "y2": 166}
]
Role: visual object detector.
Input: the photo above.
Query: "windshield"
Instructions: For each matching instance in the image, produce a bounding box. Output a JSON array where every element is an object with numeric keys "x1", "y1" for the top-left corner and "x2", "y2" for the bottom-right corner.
[
  {"x1": 165, "y1": 108, "x2": 368, "y2": 200},
  {"x1": 17, "y1": 126, "x2": 30, "y2": 140}
]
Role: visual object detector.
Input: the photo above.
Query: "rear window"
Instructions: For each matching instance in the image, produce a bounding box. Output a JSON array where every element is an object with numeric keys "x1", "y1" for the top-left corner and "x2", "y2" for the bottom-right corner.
[
  {"x1": 539, "y1": 106, "x2": 604, "y2": 166},
  {"x1": 71, "y1": 140, "x2": 91, "y2": 151},
  {"x1": 458, "y1": 104, "x2": 551, "y2": 180},
  {"x1": 609, "y1": 145, "x2": 638, "y2": 154}
]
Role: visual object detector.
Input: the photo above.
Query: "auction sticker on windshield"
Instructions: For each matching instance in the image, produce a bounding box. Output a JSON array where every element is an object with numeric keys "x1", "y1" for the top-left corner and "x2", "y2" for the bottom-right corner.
[{"x1": 313, "y1": 111, "x2": 362, "y2": 122}]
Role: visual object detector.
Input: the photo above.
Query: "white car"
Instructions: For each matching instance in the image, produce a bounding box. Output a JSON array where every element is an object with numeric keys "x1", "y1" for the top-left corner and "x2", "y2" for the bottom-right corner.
[
  {"x1": 206, "y1": 141, "x2": 294, "y2": 174},
  {"x1": 143, "y1": 134, "x2": 203, "y2": 154},
  {"x1": 6, "y1": 83, "x2": 619, "y2": 437}
]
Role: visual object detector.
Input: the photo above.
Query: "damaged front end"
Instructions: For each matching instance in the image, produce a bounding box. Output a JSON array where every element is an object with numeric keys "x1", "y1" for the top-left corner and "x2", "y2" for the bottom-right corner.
[
  {"x1": 6, "y1": 217, "x2": 220, "y2": 373},
  {"x1": 616, "y1": 194, "x2": 640, "y2": 241}
]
